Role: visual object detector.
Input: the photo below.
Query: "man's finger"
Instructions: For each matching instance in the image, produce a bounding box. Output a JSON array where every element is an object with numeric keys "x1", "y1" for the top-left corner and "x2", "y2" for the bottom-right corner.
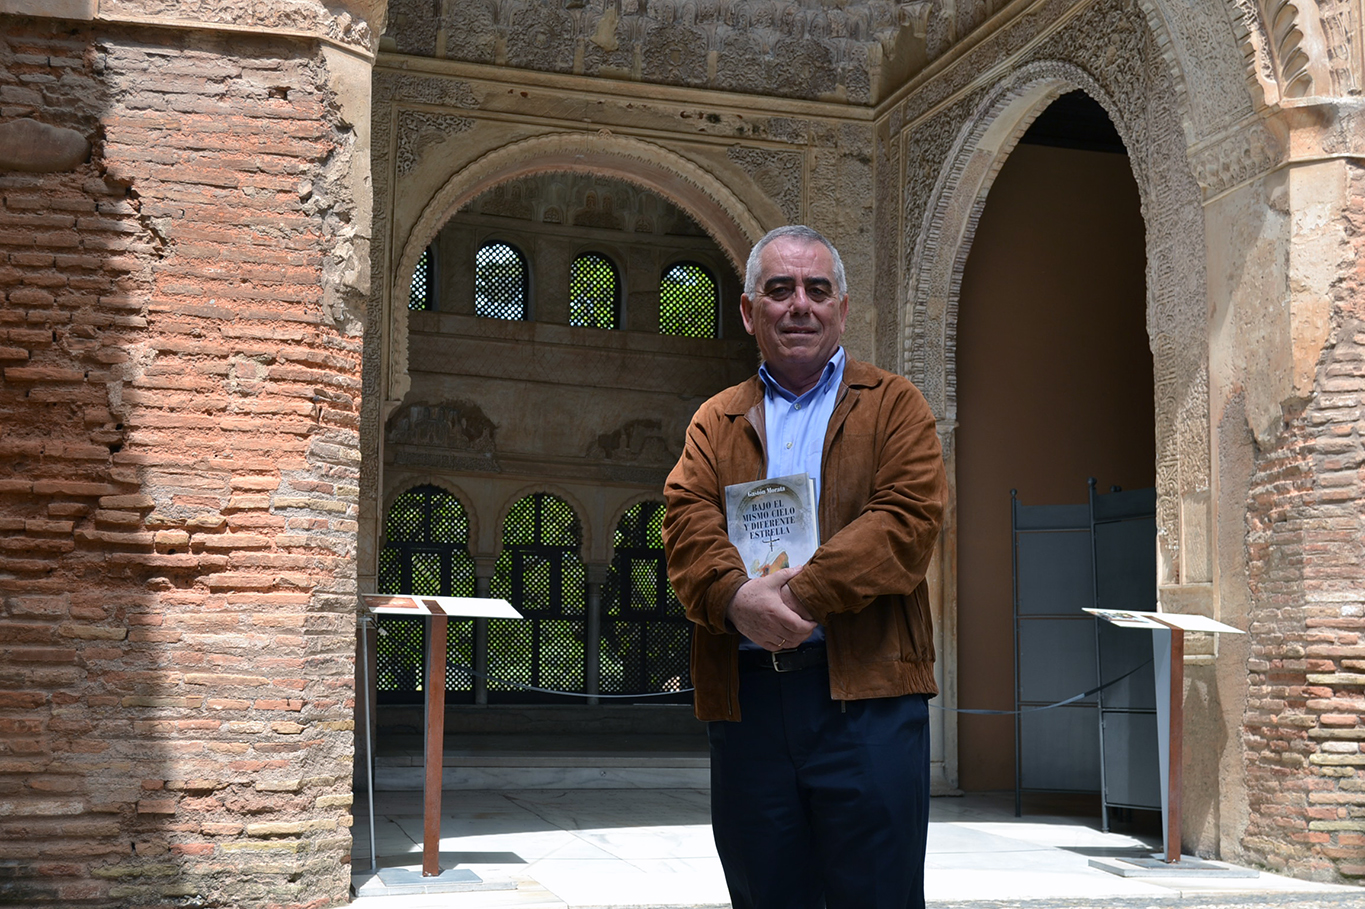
[
  {"x1": 779, "y1": 583, "x2": 815, "y2": 621},
  {"x1": 761, "y1": 565, "x2": 801, "y2": 585}
]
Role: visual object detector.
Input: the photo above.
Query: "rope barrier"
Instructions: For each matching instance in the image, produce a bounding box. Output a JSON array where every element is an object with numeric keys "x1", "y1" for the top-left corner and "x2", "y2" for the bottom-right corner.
[
  {"x1": 931, "y1": 659, "x2": 1153, "y2": 715},
  {"x1": 443, "y1": 658, "x2": 1154, "y2": 714},
  {"x1": 447, "y1": 664, "x2": 694, "y2": 699}
]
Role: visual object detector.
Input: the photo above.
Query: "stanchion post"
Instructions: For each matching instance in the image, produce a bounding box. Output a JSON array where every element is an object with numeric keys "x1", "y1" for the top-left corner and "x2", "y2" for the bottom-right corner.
[
  {"x1": 1165, "y1": 625, "x2": 1184, "y2": 864},
  {"x1": 422, "y1": 601, "x2": 449, "y2": 877},
  {"x1": 359, "y1": 614, "x2": 378, "y2": 872}
]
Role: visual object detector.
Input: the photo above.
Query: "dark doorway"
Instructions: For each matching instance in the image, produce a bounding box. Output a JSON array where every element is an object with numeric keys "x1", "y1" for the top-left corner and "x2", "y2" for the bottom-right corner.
[{"x1": 955, "y1": 91, "x2": 1156, "y2": 791}]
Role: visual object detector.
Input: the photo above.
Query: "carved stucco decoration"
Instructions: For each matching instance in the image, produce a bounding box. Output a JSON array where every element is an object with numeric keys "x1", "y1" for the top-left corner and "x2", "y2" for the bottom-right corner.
[
  {"x1": 379, "y1": 0, "x2": 1349, "y2": 135},
  {"x1": 1230, "y1": 0, "x2": 1341, "y2": 104},
  {"x1": 1188, "y1": 118, "x2": 1281, "y2": 197},
  {"x1": 587, "y1": 418, "x2": 680, "y2": 467},
  {"x1": 726, "y1": 146, "x2": 804, "y2": 225},
  {"x1": 396, "y1": 111, "x2": 476, "y2": 176},
  {"x1": 900, "y1": 0, "x2": 1212, "y2": 586},
  {"x1": 1315, "y1": 1, "x2": 1362, "y2": 97},
  {"x1": 881, "y1": 0, "x2": 1264, "y2": 155},
  {"x1": 363, "y1": 72, "x2": 480, "y2": 569},
  {"x1": 387, "y1": 0, "x2": 910, "y2": 103},
  {"x1": 378, "y1": 0, "x2": 1353, "y2": 138},
  {"x1": 387, "y1": 399, "x2": 498, "y2": 452},
  {"x1": 386, "y1": 130, "x2": 767, "y2": 406},
  {"x1": 464, "y1": 172, "x2": 705, "y2": 235},
  {"x1": 99, "y1": 0, "x2": 380, "y2": 53},
  {"x1": 1139, "y1": 0, "x2": 1257, "y2": 138}
]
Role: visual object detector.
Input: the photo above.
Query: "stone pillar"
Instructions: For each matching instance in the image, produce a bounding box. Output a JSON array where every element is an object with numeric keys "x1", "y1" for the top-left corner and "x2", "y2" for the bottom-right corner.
[
  {"x1": 585, "y1": 563, "x2": 611, "y2": 706},
  {"x1": 1205, "y1": 103, "x2": 1365, "y2": 880},
  {"x1": 473, "y1": 556, "x2": 498, "y2": 705},
  {"x1": 0, "y1": 5, "x2": 380, "y2": 906}
]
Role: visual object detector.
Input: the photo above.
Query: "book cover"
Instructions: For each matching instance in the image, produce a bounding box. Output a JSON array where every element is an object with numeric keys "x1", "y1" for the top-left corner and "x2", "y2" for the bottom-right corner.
[{"x1": 725, "y1": 472, "x2": 820, "y2": 578}]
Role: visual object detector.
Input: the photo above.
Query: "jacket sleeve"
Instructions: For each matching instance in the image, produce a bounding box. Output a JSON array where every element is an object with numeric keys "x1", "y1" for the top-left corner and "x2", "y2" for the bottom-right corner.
[
  {"x1": 661, "y1": 405, "x2": 751, "y2": 637},
  {"x1": 786, "y1": 378, "x2": 947, "y2": 622}
]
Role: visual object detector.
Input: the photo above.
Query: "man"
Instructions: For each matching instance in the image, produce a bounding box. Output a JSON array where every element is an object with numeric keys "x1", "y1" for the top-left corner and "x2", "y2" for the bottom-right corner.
[{"x1": 661, "y1": 225, "x2": 948, "y2": 909}]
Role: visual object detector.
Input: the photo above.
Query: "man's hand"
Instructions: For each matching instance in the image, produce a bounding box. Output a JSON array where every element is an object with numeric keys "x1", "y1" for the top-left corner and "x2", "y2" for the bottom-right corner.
[{"x1": 726, "y1": 567, "x2": 817, "y2": 652}]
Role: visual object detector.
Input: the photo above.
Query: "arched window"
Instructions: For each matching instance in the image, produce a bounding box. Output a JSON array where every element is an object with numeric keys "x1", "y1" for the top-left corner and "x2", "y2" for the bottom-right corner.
[
  {"x1": 489, "y1": 494, "x2": 586, "y2": 700},
  {"x1": 602, "y1": 501, "x2": 690, "y2": 702},
  {"x1": 376, "y1": 485, "x2": 476, "y2": 702},
  {"x1": 475, "y1": 241, "x2": 528, "y2": 320},
  {"x1": 409, "y1": 245, "x2": 435, "y2": 311},
  {"x1": 659, "y1": 262, "x2": 717, "y2": 338},
  {"x1": 569, "y1": 252, "x2": 619, "y2": 330}
]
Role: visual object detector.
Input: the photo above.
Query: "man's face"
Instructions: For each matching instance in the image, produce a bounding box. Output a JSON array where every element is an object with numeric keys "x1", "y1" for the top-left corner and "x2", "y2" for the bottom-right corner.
[{"x1": 740, "y1": 236, "x2": 849, "y2": 392}]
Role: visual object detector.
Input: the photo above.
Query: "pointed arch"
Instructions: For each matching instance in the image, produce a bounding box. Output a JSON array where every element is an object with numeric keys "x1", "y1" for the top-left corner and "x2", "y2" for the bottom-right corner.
[
  {"x1": 903, "y1": 62, "x2": 1146, "y2": 426},
  {"x1": 386, "y1": 131, "x2": 769, "y2": 404}
]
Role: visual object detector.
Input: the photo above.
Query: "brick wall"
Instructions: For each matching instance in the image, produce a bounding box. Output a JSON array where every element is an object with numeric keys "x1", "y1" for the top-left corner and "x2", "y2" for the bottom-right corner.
[
  {"x1": 0, "y1": 18, "x2": 361, "y2": 907},
  {"x1": 1241, "y1": 164, "x2": 1365, "y2": 882}
]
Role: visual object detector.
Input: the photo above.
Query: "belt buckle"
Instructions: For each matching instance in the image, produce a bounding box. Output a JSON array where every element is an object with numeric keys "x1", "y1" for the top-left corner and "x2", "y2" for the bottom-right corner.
[{"x1": 770, "y1": 648, "x2": 796, "y2": 672}]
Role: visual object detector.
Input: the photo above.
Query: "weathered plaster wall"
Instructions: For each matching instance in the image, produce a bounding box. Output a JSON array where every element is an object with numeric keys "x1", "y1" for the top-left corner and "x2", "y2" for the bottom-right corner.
[{"x1": 0, "y1": 10, "x2": 373, "y2": 906}]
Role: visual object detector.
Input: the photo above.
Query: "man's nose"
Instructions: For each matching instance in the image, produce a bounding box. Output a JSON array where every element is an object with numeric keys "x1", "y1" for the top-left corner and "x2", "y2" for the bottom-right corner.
[{"x1": 788, "y1": 287, "x2": 814, "y2": 312}]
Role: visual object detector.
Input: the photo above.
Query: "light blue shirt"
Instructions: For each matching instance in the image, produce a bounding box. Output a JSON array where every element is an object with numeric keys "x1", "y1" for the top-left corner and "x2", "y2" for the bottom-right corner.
[
  {"x1": 760, "y1": 346, "x2": 846, "y2": 501},
  {"x1": 739, "y1": 347, "x2": 846, "y2": 649}
]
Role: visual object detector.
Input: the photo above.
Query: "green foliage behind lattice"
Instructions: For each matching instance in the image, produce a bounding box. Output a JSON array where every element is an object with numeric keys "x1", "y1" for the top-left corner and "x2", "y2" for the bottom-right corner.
[
  {"x1": 569, "y1": 253, "x2": 618, "y2": 330},
  {"x1": 659, "y1": 262, "x2": 717, "y2": 337}
]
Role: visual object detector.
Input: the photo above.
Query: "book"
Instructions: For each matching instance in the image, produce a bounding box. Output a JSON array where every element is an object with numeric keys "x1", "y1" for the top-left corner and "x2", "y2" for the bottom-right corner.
[{"x1": 725, "y1": 472, "x2": 820, "y2": 578}]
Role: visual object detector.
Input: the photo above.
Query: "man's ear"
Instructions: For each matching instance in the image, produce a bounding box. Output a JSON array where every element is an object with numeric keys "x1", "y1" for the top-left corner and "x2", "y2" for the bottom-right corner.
[{"x1": 740, "y1": 293, "x2": 757, "y2": 336}]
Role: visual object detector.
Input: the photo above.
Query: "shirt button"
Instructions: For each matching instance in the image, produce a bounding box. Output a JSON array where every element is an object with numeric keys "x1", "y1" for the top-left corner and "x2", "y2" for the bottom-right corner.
[
  {"x1": 794, "y1": 403, "x2": 802, "y2": 410},
  {"x1": 785, "y1": 442, "x2": 793, "y2": 449}
]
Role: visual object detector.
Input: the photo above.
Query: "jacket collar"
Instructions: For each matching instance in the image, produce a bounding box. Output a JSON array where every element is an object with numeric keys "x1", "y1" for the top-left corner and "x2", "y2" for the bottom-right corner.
[{"x1": 723, "y1": 356, "x2": 884, "y2": 417}]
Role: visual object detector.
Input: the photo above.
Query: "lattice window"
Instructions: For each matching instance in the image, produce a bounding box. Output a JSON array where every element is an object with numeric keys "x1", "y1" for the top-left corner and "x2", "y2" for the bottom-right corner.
[
  {"x1": 602, "y1": 501, "x2": 690, "y2": 702},
  {"x1": 659, "y1": 262, "x2": 717, "y2": 338},
  {"x1": 376, "y1": 485, "x2": 476, "y2": 702},
  {"x1": 475, "y1": 241, "x2": 528, "y2": 320},
  {"x1": 409, "y1": 246, "x2": 435, "y2": 311},
  {"x1": 570, "y1": 253, "x2": 619, "y2": 330},
  {"x1": 489, "y1": 494, "x2": 586, "y2": 701}
]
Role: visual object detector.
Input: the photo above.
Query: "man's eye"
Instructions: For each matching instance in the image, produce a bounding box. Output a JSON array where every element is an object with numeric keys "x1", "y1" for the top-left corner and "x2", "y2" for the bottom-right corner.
[
  {"x1": 806, "y1": 288, "x2": 832, "y2": 303},
  {"x1": 765, "y1": 287, "x2": 794, "y2": 301}
]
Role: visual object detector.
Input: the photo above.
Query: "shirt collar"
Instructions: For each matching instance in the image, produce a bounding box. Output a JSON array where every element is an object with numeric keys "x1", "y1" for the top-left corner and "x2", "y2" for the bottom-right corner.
[{"x1": 759, "y1": 347, "x2": 845, "y2": 403}]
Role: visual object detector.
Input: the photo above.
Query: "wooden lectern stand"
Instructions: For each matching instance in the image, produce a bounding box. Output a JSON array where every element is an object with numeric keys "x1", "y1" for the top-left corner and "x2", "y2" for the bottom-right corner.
[
  {"x1": 1085, "y1": 609, "x2": 1243, "y2": 864},
  {"x1": 359, "y1": 594, "x2": 521, "y2": 878}
]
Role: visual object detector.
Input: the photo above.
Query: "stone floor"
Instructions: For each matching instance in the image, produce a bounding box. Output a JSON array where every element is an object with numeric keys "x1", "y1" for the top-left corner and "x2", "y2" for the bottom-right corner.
[{"x1": 347, "y1": 789, "x2": 1361, "y2": 908}]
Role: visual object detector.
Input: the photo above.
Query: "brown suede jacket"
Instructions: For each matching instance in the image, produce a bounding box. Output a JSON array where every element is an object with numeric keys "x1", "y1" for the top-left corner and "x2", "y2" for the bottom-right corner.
[{"x1": 662, "y1": 357, "x2": 948, "y2": 721}]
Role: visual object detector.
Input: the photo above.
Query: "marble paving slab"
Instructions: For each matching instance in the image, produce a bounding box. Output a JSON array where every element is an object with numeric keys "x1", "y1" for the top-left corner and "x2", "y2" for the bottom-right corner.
[{"x1": 350, "y1": 790, "x2": 1361, "y2": 909}]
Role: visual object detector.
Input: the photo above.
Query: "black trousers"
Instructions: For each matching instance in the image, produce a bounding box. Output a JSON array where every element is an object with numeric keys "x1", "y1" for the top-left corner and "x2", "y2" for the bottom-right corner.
[{"x1": 708, "y1": 659, "x2": 931, "y2": 909}]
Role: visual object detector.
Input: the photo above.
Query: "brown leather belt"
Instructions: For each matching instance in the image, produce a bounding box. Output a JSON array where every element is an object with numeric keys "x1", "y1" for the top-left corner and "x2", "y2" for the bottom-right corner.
[{"x1": 738, "y1": 645, "x2": 827, "y2": 673}]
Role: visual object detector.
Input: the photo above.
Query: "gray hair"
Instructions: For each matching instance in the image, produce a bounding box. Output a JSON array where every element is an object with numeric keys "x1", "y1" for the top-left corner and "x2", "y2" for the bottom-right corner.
[{"x1": 743, "y1": 225, "x2": 847, "y2": 297}]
